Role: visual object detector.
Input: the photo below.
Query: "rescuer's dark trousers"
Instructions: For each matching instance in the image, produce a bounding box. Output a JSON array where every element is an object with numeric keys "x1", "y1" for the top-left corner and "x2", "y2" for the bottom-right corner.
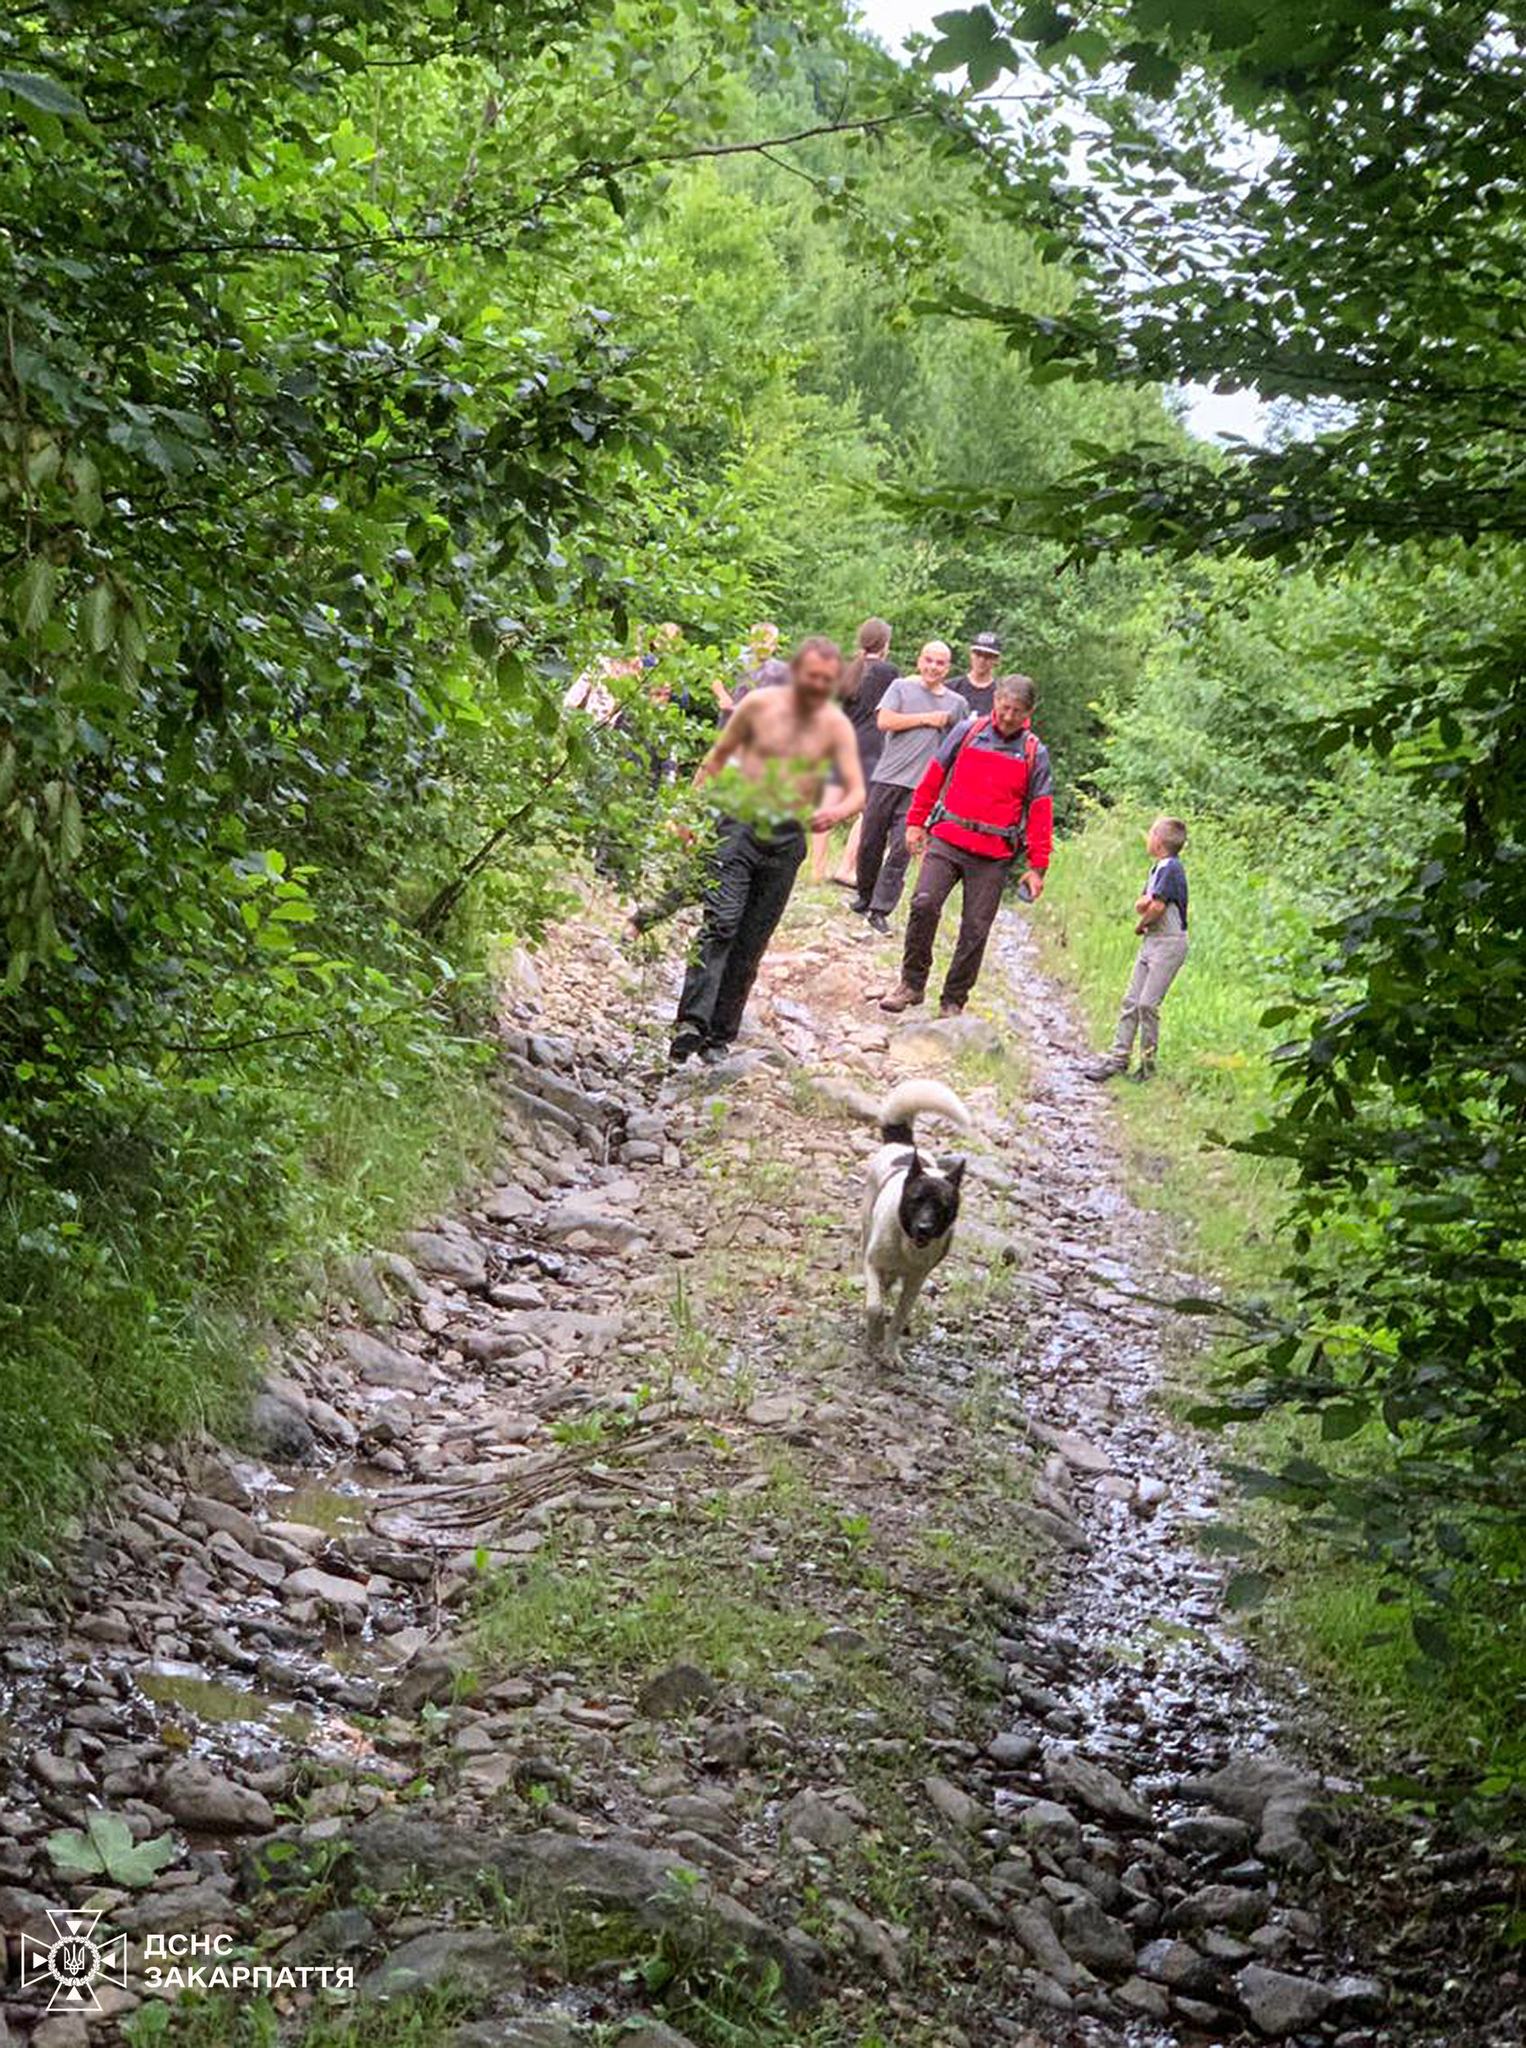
[
  {"x1": 900, "y1": 839, "x2": 1009, "y2": 1009},
  {"x1": 674, "y1": 820, "x2": 806, "y2": 1048},
  {"x1": 855, "y1": 781, "x2": 916, "y2": 915}
]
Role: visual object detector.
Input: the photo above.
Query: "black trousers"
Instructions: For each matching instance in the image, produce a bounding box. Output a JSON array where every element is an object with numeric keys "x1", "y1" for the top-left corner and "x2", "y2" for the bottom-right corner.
[
  {"x1": 855, "y1": 780, "x2": 916, "y2": 915},
  {"x1": 675, "y1": 821, "x2": 805, "y2": 1048},
  {"x1": 901, "y1": 840, "x2": 1009, "y2": 1008}
]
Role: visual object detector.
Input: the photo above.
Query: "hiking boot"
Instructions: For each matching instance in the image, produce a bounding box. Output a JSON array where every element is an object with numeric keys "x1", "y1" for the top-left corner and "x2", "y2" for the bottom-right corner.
[
  {"x1": 867, "y1": 910, "x2": 891, "y2": 936},
  {"x1": 847, "y1": 897, "x2": 871, "y2": 916},
  {"x1": 669, "y1": 1030, "x2": 706, "y2": 1067},
  {"x1": 1083, "y1": 1057, "x2": 1127, "y2": 1082},
  {"x1": 938, "y1": 1002, "x2": 964, "y2": 1018},
  {"x1": 1129, "y1": 1059, "x2": 1156, "y2": 1083},
  {"x1": 879, "y1": 983, "x2": 923, "y2": 1014},
  {"x1": 699, "y1": 1042, "x2": 733, "y2": 1067}
]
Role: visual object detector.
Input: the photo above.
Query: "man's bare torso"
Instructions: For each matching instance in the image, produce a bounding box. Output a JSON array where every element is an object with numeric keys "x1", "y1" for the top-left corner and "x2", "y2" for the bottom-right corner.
[{"x1": 730, "y1": 687, "x2": 855, "y2": 809}]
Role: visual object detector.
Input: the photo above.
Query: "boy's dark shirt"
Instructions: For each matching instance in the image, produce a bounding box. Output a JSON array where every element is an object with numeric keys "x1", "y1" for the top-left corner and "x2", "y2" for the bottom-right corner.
[{"x1": 1147, "y1": 854, "x2": 1189, "y2": 933}]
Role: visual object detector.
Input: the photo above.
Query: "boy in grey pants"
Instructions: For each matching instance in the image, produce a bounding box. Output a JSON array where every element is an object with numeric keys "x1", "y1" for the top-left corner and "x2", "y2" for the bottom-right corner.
[{"x1": 1085, "y1": 816, "x2": 1190, "y2": 1082}]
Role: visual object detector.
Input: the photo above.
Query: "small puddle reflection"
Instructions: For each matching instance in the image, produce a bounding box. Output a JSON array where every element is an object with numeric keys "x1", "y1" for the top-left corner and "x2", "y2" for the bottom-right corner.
[
  {"x1": 275, "y1": 1470, "x2": 378, "y2": 1535},
  {"x1": 136, "y1": 1667, "x2": 313, "y2": 1740}
]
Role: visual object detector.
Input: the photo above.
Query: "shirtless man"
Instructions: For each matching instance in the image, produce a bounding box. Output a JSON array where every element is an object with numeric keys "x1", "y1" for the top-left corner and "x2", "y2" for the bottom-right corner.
[{"x1": 671, "y1": 636, "x2": 863, "y2": 1064}]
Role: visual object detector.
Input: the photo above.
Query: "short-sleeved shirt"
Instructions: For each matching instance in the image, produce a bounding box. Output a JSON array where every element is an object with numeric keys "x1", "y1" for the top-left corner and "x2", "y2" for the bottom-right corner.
[
  {"x1": 872, "y1": 679, "x2": 958, "y2": 788},
  {"x1": 950, "y1": 671, "x2": 996, "y2": 720},
  {"x1": 1147, "y1": 855, "x2": 1188, "y2": 933},
  {"x1": 733, "y1": 656, "x2": 789, "y2": 702},
  {"x1": 845, "y1": 657, "x2": 899, "y2": 775}
]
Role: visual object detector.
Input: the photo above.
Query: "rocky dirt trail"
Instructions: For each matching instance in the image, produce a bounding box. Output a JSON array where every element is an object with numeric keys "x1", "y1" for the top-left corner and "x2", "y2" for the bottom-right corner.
[{"x1": 0, "y1": 886, "x2": 1516, "y2": 2048}]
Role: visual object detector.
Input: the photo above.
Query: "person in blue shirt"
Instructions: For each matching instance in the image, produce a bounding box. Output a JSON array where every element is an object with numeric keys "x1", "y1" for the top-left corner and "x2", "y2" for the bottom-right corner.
[{"x1": 1085, "y1": 816, "x2": 1190, "y2": 1082}]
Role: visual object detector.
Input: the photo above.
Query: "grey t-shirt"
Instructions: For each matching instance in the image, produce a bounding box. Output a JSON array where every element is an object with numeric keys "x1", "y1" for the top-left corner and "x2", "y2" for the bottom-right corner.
[{"x1": 872, "y1": 678, "x2": 957, "y2": 787}]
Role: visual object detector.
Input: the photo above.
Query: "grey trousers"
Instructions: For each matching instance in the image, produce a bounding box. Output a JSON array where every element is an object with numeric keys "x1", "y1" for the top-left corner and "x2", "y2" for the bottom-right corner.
[{"x1": 1110, "y1": 932, "x2": 1189, "y2": 1061}]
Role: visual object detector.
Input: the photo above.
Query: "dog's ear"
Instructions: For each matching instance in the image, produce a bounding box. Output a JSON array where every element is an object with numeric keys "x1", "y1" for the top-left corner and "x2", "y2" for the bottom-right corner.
[{"x1": 944, "y1": 1156, "x2": 967, "y2": 1190}]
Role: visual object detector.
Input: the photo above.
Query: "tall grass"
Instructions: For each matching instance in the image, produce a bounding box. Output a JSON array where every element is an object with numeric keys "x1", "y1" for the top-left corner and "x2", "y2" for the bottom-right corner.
[
  {"x1": 1034, "y1": 806, "x2": 1526, "y2": 1795},
  {"x1": 0, "y1": 1014, "x2": 498, "y2": 1577},
  {"x1": 1033, "y1": 803, "x2": 1301, "y2": 1281}
]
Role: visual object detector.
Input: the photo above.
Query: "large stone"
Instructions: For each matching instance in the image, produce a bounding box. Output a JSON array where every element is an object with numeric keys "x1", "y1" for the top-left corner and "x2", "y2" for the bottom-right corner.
[
  {"x1": 1043, "y1": 1747, "x2": 1151, "y2": 1828},
  {"x1": 184, "y1": 1493, "x2": 262, "y2": 1549},
  {"x1": 1258, "y1": 1790, "x2": 1331, "y2": 1871},
  {"x1": 247, "y1": 1390, "x2": 316, "y2": 1463},
  {"x1": 1184, "y1": 1754, "x2": 1319, "y2": 1825},
  {"x1": 452, "y1": 2021, "x2": 581, "y2": 2048},
  {"x1": 393, "y1": 1652, "x2": 471, "y2": 1713},
  {"x1": 337, "y1": 1818, "x2": 815, "y2": 2009},
  {"x1": 1116, "y1": 1974, "x2": 1171, "y2": 2020},
  {"x1": 1235, "y1": 1964, "x2": 1333, "y2": 2036},
  {"x1": 781, "y1": 1790, "x2": 859, "y2": 1852},
  {"x1": 482, "y1": 1183, "x2": 539, "y2": 1223},
  {"x1": 402, "y1": 1229, "x2": 488, "y2": 1291},
  {"x1": 611, "y1": 2024, "x2": 702, "y2": 2048},
  {"x1": 30, "y1": 2018, "x2": 89, "y2": 2048},
  {"x1": 1056, "y1": 1896, "x2": 1135, "y2": 1979},
  {"x1": 638, "y1": 1664, "x2": 718, "y2": 1719},
  {"x1": 362, "y1": 1928, "x2": 521, "y2": 2003},
  {"x1": 826, "y1": 1899, "x2": 903, "y2": 1984},
  {"x1": 1013, "y1": 1505, "x2": 1091, "y2": 1555},
  {"x1": 1164, "y1": 1813, "x2": 1254, "y2": 1858},
  {"x1": 988, "y1": 1731, "x2": 1039, "y2": 1770},
  {"x1": 334, "y1": 1326, "x2": 433, "y2": 1392},
  {"x1": 1016, "y1": 1800, "x2": 1081, "y2": 1852},
  {"x1": 1025, "y1": 1422, "x2": 1115, "y2": 1475},
  {"x1": 542, "y1": 1196, "x2": 647, "y2": 1254},
  {"x1": 159, "y1": 1759, "x2": 276, "y2": 1835},
  {"x1": 114, "y1": 1879, "x2": 241, "y2": 1934},
  {"x1": 283, "y1": 1566, "x2": 370, "y2": 1620},
  {"x1": 1134, "y1": 1938, "x2": 1219, "y2": 1997},
  {"x1": 280, "y1": 1907, "x2": 375, "y2": 1966},
  {"x1": 1327, "y1": 1973, "x2": 1388, "y2": 2022},
  {"x1": 29, "y1": 1750, "x2": 92, "y2": 1794},
  {"x1": 1009, "y1": 1905, "x2": 1080, "y2": 1989},
  {"x1": 1172, "y1": 1885, "x2": 1271, "y2": 1935},
  {"x1": 498, "y1": 1308, "x2": 624, "y2": 1356},
  {"x1": 892, "y1": 1013, "x2": 1003, "y2": 1060},
  {"x1": 923, "y1": 1775, "x2": 982, "y2": 1832}
]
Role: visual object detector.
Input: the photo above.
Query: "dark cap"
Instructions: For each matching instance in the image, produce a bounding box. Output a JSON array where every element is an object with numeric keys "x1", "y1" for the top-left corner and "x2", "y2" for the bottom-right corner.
[{"x1": 970, "y1": 630, "x2": 1002, "y2": 654}]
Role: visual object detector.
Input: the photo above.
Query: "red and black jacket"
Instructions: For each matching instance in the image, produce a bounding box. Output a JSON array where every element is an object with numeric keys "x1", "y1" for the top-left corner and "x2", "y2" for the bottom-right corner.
[{"x1": 906, "y1": 714, "x2": 1054, "y2": 867}]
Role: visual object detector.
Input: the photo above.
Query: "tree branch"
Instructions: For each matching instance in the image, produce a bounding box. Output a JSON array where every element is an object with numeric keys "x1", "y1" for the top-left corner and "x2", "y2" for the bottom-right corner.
[{"x1": 129, "y1": 113, "x2": 927, "y2": 264}]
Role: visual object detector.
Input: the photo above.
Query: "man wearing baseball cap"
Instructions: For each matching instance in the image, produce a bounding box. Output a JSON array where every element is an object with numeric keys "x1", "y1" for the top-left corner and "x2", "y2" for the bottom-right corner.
[{"x1": 950, "y1": 631, "x2": 1002, "y2": 719}]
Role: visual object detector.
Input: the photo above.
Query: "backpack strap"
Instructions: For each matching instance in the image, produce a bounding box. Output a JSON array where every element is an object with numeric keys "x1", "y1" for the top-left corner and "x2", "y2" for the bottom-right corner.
[{"x1": 928, "y1": 718, "x2": 1039, "y2": 853}]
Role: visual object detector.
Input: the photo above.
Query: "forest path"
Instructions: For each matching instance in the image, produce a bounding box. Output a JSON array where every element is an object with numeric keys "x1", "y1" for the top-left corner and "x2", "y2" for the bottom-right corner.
[{"x1": 0, "y1": 884, "x2": 1469, "y2": 2048}]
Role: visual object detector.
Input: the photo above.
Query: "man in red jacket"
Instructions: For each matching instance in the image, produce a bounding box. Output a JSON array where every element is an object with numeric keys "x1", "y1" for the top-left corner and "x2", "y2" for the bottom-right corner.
[{"x1": 878, "y1": 674, "x2": 1053, "y2": 1016}]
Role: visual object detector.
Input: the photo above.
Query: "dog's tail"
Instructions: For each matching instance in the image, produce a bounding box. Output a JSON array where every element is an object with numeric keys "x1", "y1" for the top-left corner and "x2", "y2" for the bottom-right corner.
[{"x1": 878, "y1": 1077, "x2": 972, "y2": 1146}]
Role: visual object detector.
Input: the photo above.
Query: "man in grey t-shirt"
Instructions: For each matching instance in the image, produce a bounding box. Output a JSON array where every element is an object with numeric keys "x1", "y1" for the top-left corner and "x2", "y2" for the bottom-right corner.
[{"x1": 850, "y1": 641, "x2": 958, "y2": 932}]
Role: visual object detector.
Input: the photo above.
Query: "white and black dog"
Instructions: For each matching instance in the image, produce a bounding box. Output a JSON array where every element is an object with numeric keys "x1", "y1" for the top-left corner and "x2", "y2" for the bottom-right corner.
[{"x1": 861, "y1": 1078, "x2": 972, "y2": 1361}]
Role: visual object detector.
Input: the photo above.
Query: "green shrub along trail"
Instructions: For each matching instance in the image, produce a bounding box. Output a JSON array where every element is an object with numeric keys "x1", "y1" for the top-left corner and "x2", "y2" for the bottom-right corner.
[{"x1": 1, "y1": 0, "x2": 1523, "y2": 1858}]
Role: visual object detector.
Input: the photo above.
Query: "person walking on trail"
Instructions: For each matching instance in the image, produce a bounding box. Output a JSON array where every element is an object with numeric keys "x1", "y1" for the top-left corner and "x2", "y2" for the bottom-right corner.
[
  {"x1": 950, "y1": 630, "x2": 1002, "y2": 720},
  {"x1": 811, "y1": 616, "x2": 897, "y2": 886},
  {"x1": 878, "y1": 674, "x2": 1054, "y2": 1017},
  {"x1": 850, "y1": 639, "x2": 958, "y2": 936},
  {"x1": 671, "y1": 638, "x2": 864, "y2": 1066},
  {"x1": 1083, "y1": 817, "x2": 1190, "y2": 1083}
]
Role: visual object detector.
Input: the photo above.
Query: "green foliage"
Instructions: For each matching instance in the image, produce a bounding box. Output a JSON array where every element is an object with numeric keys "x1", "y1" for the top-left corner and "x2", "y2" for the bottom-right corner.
[
  {"x1": 917, "y1": 0, "x2": 1526, "y2": 1760},
  {"x1": 47, "y1": 1814, "x2": 177, "y2": 1888}
]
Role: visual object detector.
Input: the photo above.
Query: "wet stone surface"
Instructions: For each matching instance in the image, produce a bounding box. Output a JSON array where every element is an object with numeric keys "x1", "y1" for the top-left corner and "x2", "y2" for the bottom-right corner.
[{"x1": 0, "y1": 891, "x2": 1518, "y2": 2048}]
